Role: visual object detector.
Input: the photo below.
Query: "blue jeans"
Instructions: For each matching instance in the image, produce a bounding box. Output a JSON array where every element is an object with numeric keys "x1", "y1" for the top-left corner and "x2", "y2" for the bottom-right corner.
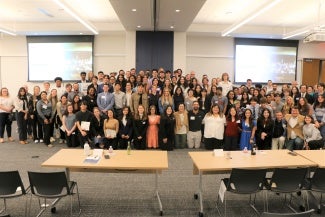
[{"x1": 285, "y1": 137, "x2": 304, "y2": 151}]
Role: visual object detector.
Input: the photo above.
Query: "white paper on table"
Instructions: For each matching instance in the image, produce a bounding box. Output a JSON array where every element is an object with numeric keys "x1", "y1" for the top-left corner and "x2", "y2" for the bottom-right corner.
[
  {"x1": 213, "y1": 149, "x2": 224, "y2": 157},
  {"x1": 80, "y1": 121, "x2": 90, "y2": 131},
  {"x1": 218, "y1": 181, "x2": 227, "y2": 203},
  {"x1": 93, "y1": 149, "x2": 103, "y2": 157}
]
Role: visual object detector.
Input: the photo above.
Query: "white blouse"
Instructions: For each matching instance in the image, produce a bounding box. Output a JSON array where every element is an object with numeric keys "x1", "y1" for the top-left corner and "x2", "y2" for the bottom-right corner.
[
  {"x1": 203, "y1": 114, "x2": 226, "y2": 139},
  {"x1": 0, "y1": 97, "x2": 14, "y2": 113}
]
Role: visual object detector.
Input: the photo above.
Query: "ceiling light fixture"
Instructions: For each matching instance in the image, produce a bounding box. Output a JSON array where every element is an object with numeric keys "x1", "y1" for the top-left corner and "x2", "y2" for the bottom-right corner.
[
  {"x1": 0, "y1": 27, "x2": 17, "y2": 36},
  {"x1": 132, "y1": 9, "x2": 137, "y2": 12},
  {"x1": 175, "y1": 9, "x2": 181, "y2": 13},
  {"x1": 52, "y1": 0, "x2": 98, "y2": 34},
  {"x1": 170, "y1": 26, "x2": 174, "y2": 29},
  {"x1": 137, "y1": 25, "x2": 141, "y2": 28},
  {"x1": 221, "y1": 0, "x2": 282, "y2": 36}
]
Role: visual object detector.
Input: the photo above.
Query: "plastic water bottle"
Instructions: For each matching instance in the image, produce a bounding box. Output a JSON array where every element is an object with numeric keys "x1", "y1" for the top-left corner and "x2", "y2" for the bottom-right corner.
[
  {"x1": 108, "y1": 146, "x2": 113, "y2": 153},
  {"x1": 127, "y1": 141, "x2": 131, "y2": 155},
  {"x1": 84, "y1": 142, "x2": 90, "y2": 156}
]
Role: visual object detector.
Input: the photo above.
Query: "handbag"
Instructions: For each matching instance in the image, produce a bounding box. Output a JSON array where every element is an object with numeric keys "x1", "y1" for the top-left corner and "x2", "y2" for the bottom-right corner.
[{"x1": 8, "y1": 112, "x2": 15, "y2": 121}]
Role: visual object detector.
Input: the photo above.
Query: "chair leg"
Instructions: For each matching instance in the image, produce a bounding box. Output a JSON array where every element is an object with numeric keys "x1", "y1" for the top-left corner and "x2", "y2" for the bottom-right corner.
[
  {"x1": 75, "y1": 184, "x2": 81, "y2": 215},
  {"x1": 0, "y1": 198, "x2": 7, "y2": 214}
]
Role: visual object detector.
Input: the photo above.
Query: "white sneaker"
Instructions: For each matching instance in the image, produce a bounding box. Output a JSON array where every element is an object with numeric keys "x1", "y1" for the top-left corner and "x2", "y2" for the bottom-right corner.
[
  {"x1": 40, "y1": 139, "x2": 44, "y2": 143},
  {"x1": 34, "y1": 140, "x2": 39, "y2": 143},
  {"x1": 47, "y1": 144, "x2": 53, "y2": 148},
  {"x1": 50, "y1": 137, "x2": 55, "y2": 142}
]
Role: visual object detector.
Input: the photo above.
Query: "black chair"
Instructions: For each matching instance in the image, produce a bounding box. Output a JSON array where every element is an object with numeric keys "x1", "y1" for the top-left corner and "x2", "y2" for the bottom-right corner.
[
  {"x1": 27, "y1": 171, "x2": 81, "y2": 217},
  {"x1": 304, "y1": 167, "x2": 325, "y2": 214},
  {"x1": 0, "y1": 170, "x2": 28, "y2": 217},
  {"x1": 217, "y1": 168, "x2": 267, "y2": 216},
  {"x1": 265, "y1": 168, "x2": 308, "y2": 212},
  {"x1": 261, "y1": 209, "x2": 314, "y2": 217}
]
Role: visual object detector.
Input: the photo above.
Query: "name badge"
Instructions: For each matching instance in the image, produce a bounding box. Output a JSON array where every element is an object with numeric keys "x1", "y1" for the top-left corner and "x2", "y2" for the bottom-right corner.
[
  {"x1": 101, "y1": 96, "x2": 106, "y2": 99},
  {"x1": 190, "y1": 116, "x2": 195, "y2": 120},
  {"x1": 142, "y1": 121, "x2": 146, "y2": 124},
  {"x1": 42, "y1": 105, "x2": 47, "y2": 109}
]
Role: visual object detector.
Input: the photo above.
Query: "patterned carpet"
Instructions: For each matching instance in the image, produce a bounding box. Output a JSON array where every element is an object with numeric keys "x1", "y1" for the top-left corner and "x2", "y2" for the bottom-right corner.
[{"x1": 0, "y1": 124, "x2": 322, "y2": 217}]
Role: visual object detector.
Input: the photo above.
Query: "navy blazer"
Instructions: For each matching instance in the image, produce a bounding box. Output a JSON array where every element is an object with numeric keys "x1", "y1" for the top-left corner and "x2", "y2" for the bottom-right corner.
[{"x1": 118, "y1": 117, "x2": 133, "y2": 138}]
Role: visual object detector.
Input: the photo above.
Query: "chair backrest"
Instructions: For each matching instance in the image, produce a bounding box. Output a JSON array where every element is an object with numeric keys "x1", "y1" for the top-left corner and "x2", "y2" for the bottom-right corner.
[
  {"x1": 0, "y1": 170, "x2": 26, "y2": 196},
  {"x1": 28, "y1": 171, "x2": 70, "y2": 197},
  {"x1": 261, "y1": 209, "x2": 314, "y2": 217},
  {"x1": 269, "y1": 168, "x2": 307, "y2": 193},
  {"x1": 311, "y1": 167, "x2": 325, "y2": 192},
  {"x1": 228, "y1": 168, "x2": 267, "y2": 194}
]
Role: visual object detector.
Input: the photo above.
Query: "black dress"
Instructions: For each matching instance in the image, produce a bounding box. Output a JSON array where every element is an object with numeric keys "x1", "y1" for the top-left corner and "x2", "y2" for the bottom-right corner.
[
  {"x1": 159, "y1": 114, "x2": 176, "y2": 151},
  {"x1": 255, "y1": 118, "x2": 274, "y2": 150}
]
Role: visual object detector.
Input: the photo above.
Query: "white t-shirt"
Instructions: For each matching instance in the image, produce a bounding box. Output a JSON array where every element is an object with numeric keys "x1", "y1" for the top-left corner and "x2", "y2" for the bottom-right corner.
[
  {"x1": 0, "y1": 97, "x2": 14, "y2": 113},
  {"x1": 203, "y1": 114, "x2": 226, "y2": 139}
]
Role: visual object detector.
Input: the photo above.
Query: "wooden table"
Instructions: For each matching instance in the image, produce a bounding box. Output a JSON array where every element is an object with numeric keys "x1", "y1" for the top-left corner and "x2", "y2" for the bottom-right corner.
[
  {"x1": 42, "y1": 149, "x2": 168, "y2": 215},
  {"x1": 188, "y1": 149, "x2": 318, "y2": 217},
  {"x1": 295, "y1": 150, "x2": 325, "y2": 168}
]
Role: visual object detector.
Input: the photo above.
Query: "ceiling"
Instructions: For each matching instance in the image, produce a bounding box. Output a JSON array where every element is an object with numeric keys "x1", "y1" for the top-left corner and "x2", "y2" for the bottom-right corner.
[{"x1": 0, "y1": 0, "x2": 324, "y2": 39}]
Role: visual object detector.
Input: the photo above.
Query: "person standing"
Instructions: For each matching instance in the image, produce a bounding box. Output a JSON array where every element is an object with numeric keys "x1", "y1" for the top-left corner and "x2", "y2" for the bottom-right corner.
[
  {"x1": 133, "y1": 104, "x2": 148, "y2": 150},
  {"x1": 31, "y1": 86, "x2": 42, "y2": 143},
  {"x1": 0, "y1": 88, "x2": 14, "y2": 143},
  {"x1": 174, "y1": 103, "x2": 188, "y2": 149},
  {"x1": 255, "y1": 108, "x2": 274, "y2": 150},
  {"x1": 146, "y1": 105, "x2": 160, "y2": 149},
  {"x1": 118, "y1": 106, "x2": 133, "y2": 149},
  {"x1": 203, "y1": 104, "x2": 226, "y2": 150},
  {"x1": 75, "y1": 101, "x2": 94, "y2": 147},
  {"x1": 96, "y1": 83, "x2": 115, "y2": 117},
  {"x1": 239, "y1": 108, "x2": 257, "y2": 150},
  {"x1": 272, "y1": 111, "x2": 286, "y2": 150},
  {"x1": 130, "y1": 83, "x2": 148, "y2": 116},
  {"x1": 62, "y1": 104, "x2": 78, "y2": 147},
  {"x1": 36, "y1": 91, "x2": 55, "y2": 147},
  {"x1": 159, "y1": 105, "x2": 175, "y2": 151},
  {"x1": 187, "y1": 101, "x2": 205, "y2": 149},
  {"x1": 224, "y1": 107, "x2": 240, "y2": 150},
  {"x1": 15, "y1": 87, "x2": 31, "y2": 144}
]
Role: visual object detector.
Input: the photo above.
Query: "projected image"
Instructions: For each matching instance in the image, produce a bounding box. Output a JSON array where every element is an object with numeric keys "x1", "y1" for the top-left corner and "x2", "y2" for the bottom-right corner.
[
  {"x1": 28, "y1": 42, "x2": 92, "y2": 81},
  {"x1": 235, "y1": 45, "x2": 297, "y2": 84}
]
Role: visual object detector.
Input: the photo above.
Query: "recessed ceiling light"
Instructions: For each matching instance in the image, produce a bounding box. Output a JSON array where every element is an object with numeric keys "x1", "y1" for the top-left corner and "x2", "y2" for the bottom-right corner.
[
  {"x1": 79, "y1": 32, "x2": 83, "y2": 35},
  {"x1": 137, "y1": 25, "x2": 141, "y2": 28},
  {"x1": 170, "y1": 26, "x2": 174, "y2": 29},
  {"x1": 175, "y1": 9, "x2": 181, "y2": 13},
  {"x1": 132, "y1": 9, "x2": 137, "y2": 12}
]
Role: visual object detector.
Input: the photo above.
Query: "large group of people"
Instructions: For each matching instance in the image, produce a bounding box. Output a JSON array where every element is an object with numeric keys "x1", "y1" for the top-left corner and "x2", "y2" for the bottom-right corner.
[{"x1": 0, "y1": 68, "x2": 324, "y2": 151}]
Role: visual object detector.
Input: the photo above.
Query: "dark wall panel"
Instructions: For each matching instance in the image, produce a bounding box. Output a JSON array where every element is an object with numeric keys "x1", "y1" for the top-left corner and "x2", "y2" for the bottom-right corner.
[{"x1": 136, "y1": 31, "x2": 173, "y2": 72}]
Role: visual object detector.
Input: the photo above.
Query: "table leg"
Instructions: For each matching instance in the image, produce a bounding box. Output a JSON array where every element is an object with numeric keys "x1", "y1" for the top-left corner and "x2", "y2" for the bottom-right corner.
[
  {"x1": 155, "y1": 170, "x2": 163, "y2": 216},
  {"x1": 65, "y1": 168, "x2": 70, "y2": 181}
]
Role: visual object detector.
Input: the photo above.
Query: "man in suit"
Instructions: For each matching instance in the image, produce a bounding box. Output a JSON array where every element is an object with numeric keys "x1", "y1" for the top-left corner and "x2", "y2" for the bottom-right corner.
[
  {"x1": 284, "y1": 106, "x2": 305, "y2": 151},
  {"x1": 299, "y1": 84, "x2": 314, "y2": 105},
  {"x1": 129, "y1": 83, "x2": 148, "y2": 116}
]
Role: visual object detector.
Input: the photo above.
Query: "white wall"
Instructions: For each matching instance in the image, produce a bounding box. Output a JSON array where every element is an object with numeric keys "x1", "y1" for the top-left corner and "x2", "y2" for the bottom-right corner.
[{"x1": 1, "y1": 32, "x2": 325, "y2": 94}]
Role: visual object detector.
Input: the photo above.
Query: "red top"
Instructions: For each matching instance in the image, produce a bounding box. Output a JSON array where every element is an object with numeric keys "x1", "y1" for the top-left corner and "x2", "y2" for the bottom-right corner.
[{"x1": 225, "y1": 119, "x2": 240, "y2": 137}]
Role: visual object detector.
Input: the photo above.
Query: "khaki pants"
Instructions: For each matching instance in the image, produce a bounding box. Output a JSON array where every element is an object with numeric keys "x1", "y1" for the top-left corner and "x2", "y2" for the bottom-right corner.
[
  {"x1": 271, "y1": 136, "x2": 285, "y2": 150},
  {"x1": 187, "y1": 131, "x2": 201, "y2": 149}
]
